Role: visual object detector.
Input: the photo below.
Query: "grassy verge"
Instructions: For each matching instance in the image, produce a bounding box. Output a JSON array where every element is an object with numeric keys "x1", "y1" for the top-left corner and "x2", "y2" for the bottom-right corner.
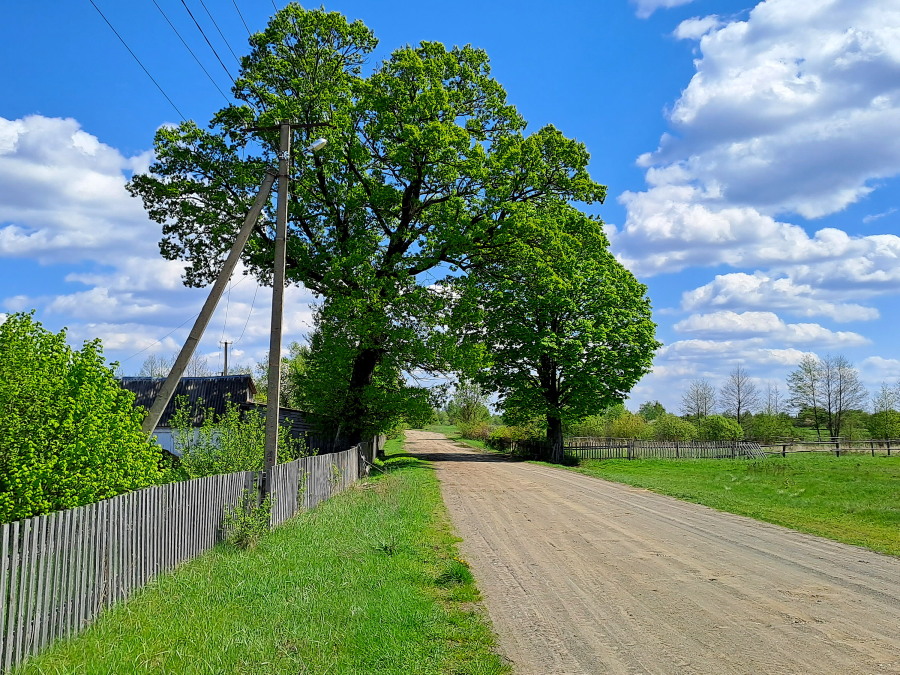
[
  {"x1": 562, "y1": 454, "x2": 900, "y2": 557},
  {"x1": 18, "y1": 437, "x2": 509, "y2": 674}
]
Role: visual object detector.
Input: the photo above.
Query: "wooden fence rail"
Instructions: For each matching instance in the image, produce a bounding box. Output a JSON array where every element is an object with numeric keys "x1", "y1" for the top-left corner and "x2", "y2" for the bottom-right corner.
[
  {"x1": 759, "y1": 439, "x2": 896, "y2": 457},
  {"x1": 490, "y1": 438, "x2": 765, "y2": 461},
  {"x1": 0, "y1": 442, "x2": 370, "y2": 672}
]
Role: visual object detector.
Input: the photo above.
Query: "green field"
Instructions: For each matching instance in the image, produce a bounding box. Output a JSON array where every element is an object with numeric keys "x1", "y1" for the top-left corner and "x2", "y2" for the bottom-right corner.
[
  {"x1": 17, "y1": 439, "x2": 509, "y2": 674},
  {"x1": 565, "y1": 453, "x2": 900, "y2": 557}
]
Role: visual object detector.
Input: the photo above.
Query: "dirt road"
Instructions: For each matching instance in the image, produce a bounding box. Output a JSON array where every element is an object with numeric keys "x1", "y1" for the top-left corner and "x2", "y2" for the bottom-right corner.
[{"x1": 404, "y1": 430, "x2": 900, "y2": 675}]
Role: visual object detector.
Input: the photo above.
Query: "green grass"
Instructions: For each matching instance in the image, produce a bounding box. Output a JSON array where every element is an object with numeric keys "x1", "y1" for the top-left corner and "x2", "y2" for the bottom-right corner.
[
  {"x1": 562, "y1": 453, "x2": 900, "y2": 557},
  {"x1": 18, "y1": 437, "x2": 509, "y2": 674}
]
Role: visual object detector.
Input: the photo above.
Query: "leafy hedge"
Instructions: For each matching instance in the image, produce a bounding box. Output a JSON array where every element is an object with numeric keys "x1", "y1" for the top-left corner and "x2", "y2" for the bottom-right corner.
[{"x1": 0, "y1": 312, "x2": 169, "y2": 523}]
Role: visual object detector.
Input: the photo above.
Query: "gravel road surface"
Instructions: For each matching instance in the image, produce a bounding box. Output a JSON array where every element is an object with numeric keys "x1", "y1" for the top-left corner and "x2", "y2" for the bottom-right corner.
[{"x1": 404, "y1": 430, "x2": 900, "y2": 675}]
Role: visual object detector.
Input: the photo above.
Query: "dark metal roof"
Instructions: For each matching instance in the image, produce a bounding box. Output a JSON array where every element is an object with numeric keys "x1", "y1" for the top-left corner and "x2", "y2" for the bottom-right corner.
[{"x1": 120, "y1": 375, "x2": 257, "y2": 427}]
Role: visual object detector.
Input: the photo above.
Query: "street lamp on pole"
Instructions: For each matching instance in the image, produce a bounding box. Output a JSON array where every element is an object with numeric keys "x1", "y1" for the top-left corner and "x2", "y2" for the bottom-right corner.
[{"x1": 262, "y1": 128, "x2": 328, "y2": 498}]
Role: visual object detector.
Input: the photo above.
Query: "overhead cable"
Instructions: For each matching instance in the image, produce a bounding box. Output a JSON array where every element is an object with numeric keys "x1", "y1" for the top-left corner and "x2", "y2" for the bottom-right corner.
[
  {"x1": 198, "y1": 0, "x2": 243, "y2": 66},
  {"x1": 179, "y1": 0, "x2": 238, "y2": 86},
  {"x1": 87, "y1": 0, "x2": 186, "y2": 120},
  {"x1": 151, "y1": 0, "x2": 232, "y2": 106},
  {"x1": 232, "y1": 0, "x2": 252, "y2": 37}
]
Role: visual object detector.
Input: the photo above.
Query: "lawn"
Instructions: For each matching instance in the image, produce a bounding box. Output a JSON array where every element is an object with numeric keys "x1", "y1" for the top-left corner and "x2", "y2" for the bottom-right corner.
[
  {"x1": 16, "y1": 437, "x2": 509, "y2": 674},
  {"x1": 565, "y1": 453, "x2": 900, "y2": 557}
]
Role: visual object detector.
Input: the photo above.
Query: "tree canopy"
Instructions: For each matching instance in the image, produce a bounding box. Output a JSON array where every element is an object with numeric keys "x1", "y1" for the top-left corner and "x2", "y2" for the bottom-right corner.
[
  {"x1": 452, "y1": 204, "x2": 659, "y2": 461},
  {"x1": 128, "y1": 4, "x2": 605, "y2": 441},
  {"x1": 0, "y1": 312, "x2": 168, "y2": 523}
]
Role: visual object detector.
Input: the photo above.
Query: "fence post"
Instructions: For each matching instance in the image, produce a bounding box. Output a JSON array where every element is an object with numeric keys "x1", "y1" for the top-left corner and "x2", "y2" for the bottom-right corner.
[
  {"x1": 627, "y1": 438, "x2": 634, "y2": 461},
  {"x1": 888, "y1": 440, "x2": 892, "y2": 456},
  {"x1": 675, "y1": 440, "x2": 680, "y2": 458}
]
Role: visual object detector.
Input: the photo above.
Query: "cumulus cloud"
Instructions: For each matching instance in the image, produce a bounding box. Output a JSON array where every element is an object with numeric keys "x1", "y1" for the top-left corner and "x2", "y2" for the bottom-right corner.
[
  {"x1": 680, "y1": 272, "x2": 880, "y2": 322},
  {"x1": 632, "y1": 0, "x2": 696, "y2": 20},
  {"x1": 0, "y1": 115, "x2": 319, "y2": 375},
  {"x1": 613, "y1": 0, "x2": 900, "y2": 284},
  {"x1": 0, "y1": 116, "x2": 155, "y2": 263},
  {"x1": 674, "y1": 310, "x2": 870, "y2": 346}
]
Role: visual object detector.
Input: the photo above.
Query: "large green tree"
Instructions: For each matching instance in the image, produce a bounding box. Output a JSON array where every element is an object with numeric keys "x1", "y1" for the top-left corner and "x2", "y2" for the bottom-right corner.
[
  {"x1": 128, "y1": 5, "x2": 603, "y2": 440},
  {"x1": 453, "y1": 205, "x2": 659, "y2": 462},
  {"x1": 0, "y1": 313, "x2": 169, "y2": 523}
]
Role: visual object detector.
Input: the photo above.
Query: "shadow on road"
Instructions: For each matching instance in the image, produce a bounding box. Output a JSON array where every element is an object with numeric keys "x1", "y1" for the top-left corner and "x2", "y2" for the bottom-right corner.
[{"x1": 404, "y1": 448, "x2": 515, "y2": 464}]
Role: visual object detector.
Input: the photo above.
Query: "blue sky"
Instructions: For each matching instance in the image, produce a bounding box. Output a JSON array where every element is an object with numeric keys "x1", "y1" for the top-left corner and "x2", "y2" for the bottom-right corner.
[{"x1": 2, "y1": 0, "x2": 899, "y2": 413}]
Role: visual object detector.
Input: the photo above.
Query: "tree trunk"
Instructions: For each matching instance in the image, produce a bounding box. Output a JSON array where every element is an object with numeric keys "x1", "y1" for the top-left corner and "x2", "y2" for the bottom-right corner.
[
  {"x1": 547, "y1": 415, "x2": 564, "y2": 464},
  {"x1": 343, "y1": 346, "x2": 385, "y2": 444}
]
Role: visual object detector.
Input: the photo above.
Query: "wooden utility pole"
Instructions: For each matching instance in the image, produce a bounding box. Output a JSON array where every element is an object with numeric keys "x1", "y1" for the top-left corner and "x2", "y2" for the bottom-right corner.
[
  {"x1": 141, "y1": 169, "x2": 277, "y2": 437},
  {"x1": 262, "y1": 122, "x2": 292, "y2": 496}
]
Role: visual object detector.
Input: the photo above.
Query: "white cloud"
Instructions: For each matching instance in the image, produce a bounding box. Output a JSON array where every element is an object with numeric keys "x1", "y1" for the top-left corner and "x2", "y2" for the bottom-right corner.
[
  {"x1": 674, "y1": 16, "x2": 723, "y2": 40},
  {"x1": 614, "y1": 0, "x2": 900, "y2": 282},
  {"x1": 0, "y1": 115, "x2": 320, "y2": 376},
  {"x1": 674, "y1": 310, "x2": 869, "y2": 346},
  {"x1": 861, "y1": 356, "x2": 900, "y2": 380},
  {"x1": 0, "y1": 116, "x2": 156, "y2": 263},
  {"x1": 680, "y1": 272, "x2": 880, "y2": 322},
  {"x1": 632, "y1": 0, "x2": 696, "y2": 20}
]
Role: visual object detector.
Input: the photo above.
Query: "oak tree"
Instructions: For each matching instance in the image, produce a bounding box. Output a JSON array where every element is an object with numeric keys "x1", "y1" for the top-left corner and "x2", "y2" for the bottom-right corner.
[
  {"x1": 453, "y1": 205, "x2": 659, "y2": 462},
  {"x1": 127, "y1": 5, "x2": 604, "y2": 440}
]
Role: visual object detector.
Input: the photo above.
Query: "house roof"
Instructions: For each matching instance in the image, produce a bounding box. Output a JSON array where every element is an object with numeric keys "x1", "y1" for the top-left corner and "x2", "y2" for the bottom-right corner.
[{"x1": 120, "y1": 375, "x2": 257, "y2": 427}]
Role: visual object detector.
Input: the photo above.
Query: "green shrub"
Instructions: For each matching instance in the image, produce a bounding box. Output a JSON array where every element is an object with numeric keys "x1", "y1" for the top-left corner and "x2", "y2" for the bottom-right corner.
[
  {"x1": 458, "y1": 421, "x2": 492, "y2": 441},
  {"x1": 649, "y1": 413, "x2": 697, "y2": 441},
  {"x1": 172, "y1": 399, "x2": 305, "y2": 478},
  {"x1": 698, "y1": 415, "x2": 744, "y2": 441},
  {"x1": 0, "y1": 312, "x2": 169, "y2": 523}
]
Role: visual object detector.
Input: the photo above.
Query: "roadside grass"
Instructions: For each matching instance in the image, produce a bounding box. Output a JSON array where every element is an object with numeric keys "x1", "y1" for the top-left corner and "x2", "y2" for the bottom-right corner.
[
  {"x1": 562, "y1": 454, "x2": 900, "y2": 557},
  {"x1": 17, "y1": 437, "x2": 509, "y2": 674}
]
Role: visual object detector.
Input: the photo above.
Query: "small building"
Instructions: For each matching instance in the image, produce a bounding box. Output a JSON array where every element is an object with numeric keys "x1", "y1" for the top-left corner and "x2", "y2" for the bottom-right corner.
[{"x1": 120, "y1": 375, "x2": 315, "y2": 456}]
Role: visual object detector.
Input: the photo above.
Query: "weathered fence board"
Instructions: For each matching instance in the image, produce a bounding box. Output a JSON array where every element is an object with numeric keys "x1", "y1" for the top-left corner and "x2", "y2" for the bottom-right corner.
[{"x1": 0, "y1": 441, "x2": 373, "y2": 672}]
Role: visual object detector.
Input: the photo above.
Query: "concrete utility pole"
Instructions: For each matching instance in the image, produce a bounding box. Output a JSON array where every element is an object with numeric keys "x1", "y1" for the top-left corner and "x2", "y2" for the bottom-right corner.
[
  {"x1": 141, "y1": 169, "x2": 277, "y2": 437},
  {"x1": 221, "y1": 341, "x2": 232, "y2": 376},
  {"x1": 262, "y1": 122, "x2": 292, "y2": 494},
  {"x1": 261, "y1": 125, "x2": 327, "y2": 497}
]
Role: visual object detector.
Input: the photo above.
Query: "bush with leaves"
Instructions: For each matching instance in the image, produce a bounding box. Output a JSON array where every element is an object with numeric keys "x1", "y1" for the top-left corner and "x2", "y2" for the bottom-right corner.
[
  {"x1": 171, "y1": 398, "x2": 305, "y2": 478},
  {"x1": 697, "y1": 415, "x2": 744, "y2": 441},
  {"x1": 0, "y1": 312, "x2": 169, "y2": 523},
  {"x1": 648, "y1": 414, "x2": 697, "y2": 441}
]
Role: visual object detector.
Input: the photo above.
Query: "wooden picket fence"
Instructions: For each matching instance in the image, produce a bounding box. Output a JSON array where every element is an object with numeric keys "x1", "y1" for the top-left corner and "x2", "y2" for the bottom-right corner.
[
  {"x1": 0, "y1": 441, "x2": 376, "y2": 672},
  {"x1": 490, "y1": 437, "x2": 765, "y2": 461},
  {"x1": 565, "y1": 438, "x2": 767, "y2": 461}
]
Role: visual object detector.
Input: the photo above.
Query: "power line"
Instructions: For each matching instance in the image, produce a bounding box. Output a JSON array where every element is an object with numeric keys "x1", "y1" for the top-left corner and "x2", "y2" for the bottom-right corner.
[
  {"x1": 151, "y1": 0, "x2": 232, "y2": 106},
  {"x1": 219, "y1": 278, "x2": 232, "y2": 344},
  {"x1": 198, "y1": 0, "x2": 242, "y2": 67},
  {"x1": 232, "y1": 0, "x2": 252, "y2": 37},
  {"x1": 179, "y1": 0, "x2": 237, "y2": 87},
  {"x1": 87, "y1": 0, "x2": 186, "y2": 121},
  {"x1": 235, "y1": 282, "x2": 260, "y2": 345}
]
